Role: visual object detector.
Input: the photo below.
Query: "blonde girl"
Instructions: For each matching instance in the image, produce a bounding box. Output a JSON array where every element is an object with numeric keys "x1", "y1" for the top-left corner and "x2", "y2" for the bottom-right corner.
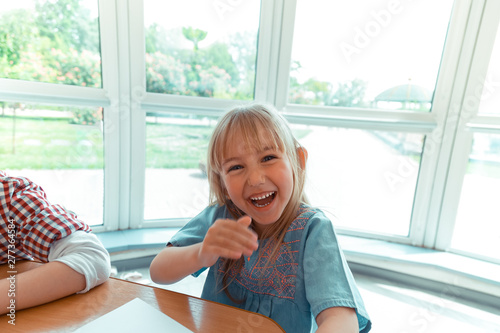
[{"x1": 150, "y1": 104, "x2": 371, "y2": 333}]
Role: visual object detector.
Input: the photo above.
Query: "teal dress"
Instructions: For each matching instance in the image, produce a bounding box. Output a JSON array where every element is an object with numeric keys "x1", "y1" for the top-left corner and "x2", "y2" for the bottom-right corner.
[{"x1": 168, "y1": 204, "x2": 372, "y2": 333}]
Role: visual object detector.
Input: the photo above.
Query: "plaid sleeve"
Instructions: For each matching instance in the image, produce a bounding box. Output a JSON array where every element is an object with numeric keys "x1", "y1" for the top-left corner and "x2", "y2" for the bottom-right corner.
[{"x1": 1, "y1": 172, "x2": 91, "y2": 263}]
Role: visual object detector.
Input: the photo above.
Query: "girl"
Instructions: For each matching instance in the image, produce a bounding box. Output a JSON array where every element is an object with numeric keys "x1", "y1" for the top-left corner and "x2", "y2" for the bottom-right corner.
[{"x1": 150, "y1": 104, "x2": 371, "y2": 332}]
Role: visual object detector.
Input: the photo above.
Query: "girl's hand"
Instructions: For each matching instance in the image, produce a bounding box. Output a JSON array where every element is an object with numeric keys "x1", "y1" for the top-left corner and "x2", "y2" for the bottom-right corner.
[{"x1": 198, "y1": 216, "x2": 258, "y2": 267}]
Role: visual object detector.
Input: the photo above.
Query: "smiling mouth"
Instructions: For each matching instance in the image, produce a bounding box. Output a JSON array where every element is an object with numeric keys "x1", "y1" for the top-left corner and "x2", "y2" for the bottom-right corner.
[{"x1": 250, "y1": 191, "x2": 276, "y2": 208}]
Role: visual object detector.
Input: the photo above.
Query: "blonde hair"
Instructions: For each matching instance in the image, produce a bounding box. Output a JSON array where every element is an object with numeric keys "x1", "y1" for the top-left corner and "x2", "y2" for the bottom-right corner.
[{"x1": 206, "y1": 103, "x2": 308, "y2": 299}]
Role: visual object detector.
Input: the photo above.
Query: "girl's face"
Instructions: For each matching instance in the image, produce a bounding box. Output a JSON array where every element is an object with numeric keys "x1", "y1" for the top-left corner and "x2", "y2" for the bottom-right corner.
[{"x1": 220, "y1": 132, "x2": 294, "y2": 235}]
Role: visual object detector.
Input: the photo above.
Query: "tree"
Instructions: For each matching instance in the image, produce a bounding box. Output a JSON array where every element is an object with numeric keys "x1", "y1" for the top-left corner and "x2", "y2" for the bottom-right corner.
[
  {"x1": 0, "y1": 9, "x2": 37, "y2": 68},
  {"x1": 228, "y1": 31, "x2": 257, "y2": 99},
  {"x1": 288, "y1": 61, "x2": 333, "y2": 105},
  {"x1": 182, "y1": 27, "x2": 208, "y2": 51},
  {"x1": 146, "y1": 52, "x2": 187, "y2": 95},
  {"x1": 328, "y1": 78, "x2": 368, "y2": 107},
  {"x1": 146, "y1": 23, "x2": 178, "y2": 56},
  {"x1": 144, "y1": 26, "x2": 259, "y2": 100},
  {"x1": 35, "y1": 0, "x2": 99, "y2": 53},
  {"x1": 201, "y1": 42, "x2": 239, "y2": 87}
]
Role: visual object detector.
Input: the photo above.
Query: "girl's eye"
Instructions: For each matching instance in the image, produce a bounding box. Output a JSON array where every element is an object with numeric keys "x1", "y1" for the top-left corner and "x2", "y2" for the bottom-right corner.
[
  {"x1": 228, "y1": 165, "x2": 242, "y2": 172},
  {"x1": 262, "y1": 155, "x2": 276, "y2": 162}
]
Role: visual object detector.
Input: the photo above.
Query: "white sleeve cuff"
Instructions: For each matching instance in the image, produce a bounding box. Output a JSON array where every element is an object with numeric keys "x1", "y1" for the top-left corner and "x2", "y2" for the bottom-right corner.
[{"x1": 48, "y1": 231, "x2": 111, "y2": 293}]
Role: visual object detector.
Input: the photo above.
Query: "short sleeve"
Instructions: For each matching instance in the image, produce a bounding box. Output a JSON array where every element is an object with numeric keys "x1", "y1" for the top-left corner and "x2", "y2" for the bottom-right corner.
[
  {"x1": 49, "y1": 231, "x2": 111, "y2": 293},
  {"x1": 168, "y1": 205, "x2": 228, "y2": 247},
  {"x1": 303, "y1": 213, "x2": 372, "y2": 332}
]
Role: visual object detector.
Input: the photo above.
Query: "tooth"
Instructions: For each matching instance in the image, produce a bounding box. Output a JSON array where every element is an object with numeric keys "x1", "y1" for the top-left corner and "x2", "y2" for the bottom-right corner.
[{"x1": 251, "y1": 192, "x2": 275, "y2": 201}]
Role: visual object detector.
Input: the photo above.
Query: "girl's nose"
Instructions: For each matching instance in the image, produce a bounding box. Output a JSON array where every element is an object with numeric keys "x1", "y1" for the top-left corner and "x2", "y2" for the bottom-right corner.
[{"x1": 247, "y1": 168, "x2": 265, "y2": 186}]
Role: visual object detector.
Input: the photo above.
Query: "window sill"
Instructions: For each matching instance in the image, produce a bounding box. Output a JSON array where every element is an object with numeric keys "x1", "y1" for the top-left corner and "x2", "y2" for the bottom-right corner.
[
  {"x1": 340, "y1": 236, "x2": 500, "y2": 308},
  {"x1": 96, "y1": 229, "x2": 500, "y2": 305}
]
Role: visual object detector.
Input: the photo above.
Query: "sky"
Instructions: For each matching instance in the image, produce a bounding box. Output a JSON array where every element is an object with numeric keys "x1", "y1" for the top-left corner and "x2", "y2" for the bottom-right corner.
[
  {"x1": 291, "y1": 0, "x2": 456, "y2": 99},
  {"x1": 144, "y1": 0, "x2": 260, "y2": 47}
]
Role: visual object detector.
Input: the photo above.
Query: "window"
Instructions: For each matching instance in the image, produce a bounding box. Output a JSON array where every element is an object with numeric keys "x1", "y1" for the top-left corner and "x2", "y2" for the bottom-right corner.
[
  {"x1": 1, "y1": 0, "x2": 500, "y2": 268},
  {"x1": 452, "y1": 133, "x2": 500, "y2": 260},
  {"x1": 144, "y1": 112, "x2": 214, "y2": 221},
  {"x1": 140, "y1": 0, "x2": 262, "y2": 223},
  {"x1": 295, "y1": 124, "x2": 423, "y2": 236},
  {"x1": 0, "y1": 0, "x2": 101, "y2": 88},
  {"x1": 446, "y1": 11, "x2": 500, "y2": 262},
  {"x1": 144, "y1": 0, "x2": 260, "y2": 100},
  {"x1": 0, "y1": 0, "x2": 111, "y2": 229},
  {"x1": 477, "y1": 22, "x2": 500, "y2": 115},
  {"x1": 289, "y1": 0, "x2": 453, "y2": 111},
  {"x1": 0, "y1": 101, "x2": 104, "y2": 226}
]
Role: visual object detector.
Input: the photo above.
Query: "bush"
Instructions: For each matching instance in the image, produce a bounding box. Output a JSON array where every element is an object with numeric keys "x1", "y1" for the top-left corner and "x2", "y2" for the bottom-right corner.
[
  {"x1": 69, "y1": 107, "x2": 102, "y2": 126},
  {"x1": 146, "y1": 52, "x2": 187, "y2": 95},
  {"x1": 146, "y1": 52, "x2": 234, "y2": 98}
]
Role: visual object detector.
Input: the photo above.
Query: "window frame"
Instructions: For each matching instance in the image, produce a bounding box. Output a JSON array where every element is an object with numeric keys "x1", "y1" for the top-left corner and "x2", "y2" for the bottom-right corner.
[
  {"x1": 1, "y1": 0, "x2": 500, "y2": 265},
  {"x1": 435, "y1": 0, "x2": 500, "y2": 263}
]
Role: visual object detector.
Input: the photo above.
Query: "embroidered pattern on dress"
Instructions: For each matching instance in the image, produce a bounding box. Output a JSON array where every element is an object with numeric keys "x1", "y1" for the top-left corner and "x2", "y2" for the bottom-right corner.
[{"x1": 218, "y1": 207, "x2": 313, "y2": 299}]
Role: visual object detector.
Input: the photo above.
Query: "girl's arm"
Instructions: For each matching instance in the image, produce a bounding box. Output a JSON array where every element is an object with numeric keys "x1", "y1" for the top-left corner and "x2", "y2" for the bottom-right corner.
[
  {"x1": 316, "y1": 307, "x2": 359, "y2": 333},
  {"x1": 150, "y1": 243, "x2": 206, "y2": 284},
  {"x1": 150, "y1": 216, "x2": 258, "y2": 284}
]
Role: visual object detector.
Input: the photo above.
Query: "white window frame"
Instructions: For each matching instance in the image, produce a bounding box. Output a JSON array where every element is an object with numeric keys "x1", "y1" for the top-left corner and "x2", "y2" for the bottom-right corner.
[
  {"x1": 435, "y1": 0, "x2": 500, "y2": 263},
  {"x1": 1, "y1": 0, "x2": 500, "y2": 266}
]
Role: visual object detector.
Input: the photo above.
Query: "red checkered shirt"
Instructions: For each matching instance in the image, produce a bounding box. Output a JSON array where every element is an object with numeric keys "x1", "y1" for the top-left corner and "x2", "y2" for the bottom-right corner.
[{"x1": 1, "y1": 171, "x2": 91, "y2": 264}]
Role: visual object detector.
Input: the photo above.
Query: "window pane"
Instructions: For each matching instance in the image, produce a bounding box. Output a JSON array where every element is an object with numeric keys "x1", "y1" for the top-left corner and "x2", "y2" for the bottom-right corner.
[
  {"x1": 144, "y1": 0, "x2": 260, "y2": 100},
  {"x1": 293, "y1": 125, "x2": 424, "y2": 236},
  {"x1": 477, "y1": 23, "x2": 500, "y2": 115},
  {"x1": 0, "y1": 0, "x2": 101, "y2": 88},
  {"x1": 452, "y1": 133, "x2": 500, "y2": 261},
  {"x1": 144, "y1": 112, "x2": 216, "y2": 220},
  {"x1": 0, "y1": 101, "x2": 104, "y2": 226},
  {"x1": 289, "y1": 0, "x2": 453, "y2": 111}
]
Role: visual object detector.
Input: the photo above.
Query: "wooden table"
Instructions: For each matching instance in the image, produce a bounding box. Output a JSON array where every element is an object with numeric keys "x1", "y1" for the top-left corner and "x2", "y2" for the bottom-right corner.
[{"x1": 1, "y1": 261, "x2": 284, "y2": 332}]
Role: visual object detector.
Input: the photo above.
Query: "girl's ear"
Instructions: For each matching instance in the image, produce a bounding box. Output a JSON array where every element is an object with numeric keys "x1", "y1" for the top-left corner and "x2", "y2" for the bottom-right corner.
[{"x1": 297, "y1": 146, "x2": 308, "y2": 169}]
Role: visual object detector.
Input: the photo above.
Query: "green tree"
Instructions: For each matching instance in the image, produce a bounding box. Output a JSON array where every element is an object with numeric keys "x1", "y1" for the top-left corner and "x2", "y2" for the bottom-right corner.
[
  {"x1": 228, "y1": 31, "x2": 257, "y2": 99},
  {"x1": 146, "y1": 52, "x2": 187, "y2": 95},
  {"x1": 145, "y1": 26, "x2": 259, "y2": 99},
  {"x1": 328, "y1": 78, "x2": 368, "y2": 107},
  {"x1": 289, "y1": 61, "x2": 333, "y2": 105},
  {"x1": 146, "y1": 23, "x2": 174, "y2": 55},
  {"x1": 182, "y1": 27, "x2": 208, "y2": 51},
  {"x1": 201, "y1": 42, "x2": 239, "y2": 87},
  {"x1": 0, "y1": 9, "x2": 37, "y2": 68},
  {"x1": 35, "y1": 0, "x2": 99, "y2": 53}
]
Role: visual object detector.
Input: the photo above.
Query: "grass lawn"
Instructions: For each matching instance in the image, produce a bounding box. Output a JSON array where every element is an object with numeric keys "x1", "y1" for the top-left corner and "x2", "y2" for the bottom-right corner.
[
  {"x1": 467, "y1": 159, "x2": 500, "y2": 178},
  {"x1": 1, "y1": 115, "x2": 313, "y2": 170},
  {"x1": 0, "y1": 116, "x2": 103, "y2": 169},
  {"x1": 146, "y1": 121, "x2": 214, "y2": 169},
  {"x1": 146, "y1": 122, "x2": 313, "y2": 169}
]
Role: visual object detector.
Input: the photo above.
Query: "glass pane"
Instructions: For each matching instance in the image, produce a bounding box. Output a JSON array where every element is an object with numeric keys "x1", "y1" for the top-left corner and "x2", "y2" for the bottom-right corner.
[
  {"x1": 144, "y1": 112, "x2": 217, "y2": 220},
  {"x1": 0, "y1": 101, "x2": 104, "y2": 226},
  {"x1": 0, "y1": 0, "x2": 101, "y2": 87},
  {"x1": 289, "y1": 0, "x2": 453, "y2": 111},
  {"x1": 477, "y1": 23, "x2": 500, "y2": 115},
  {"x1": 452, "y1": 133, "x2": 500, "y2": 260},
  {"x1": 292, "y1": 124, "x2": 424, "y2": 236},
  {"x1": 144, "y1": 0, "x2": 260, "y2": 100}
]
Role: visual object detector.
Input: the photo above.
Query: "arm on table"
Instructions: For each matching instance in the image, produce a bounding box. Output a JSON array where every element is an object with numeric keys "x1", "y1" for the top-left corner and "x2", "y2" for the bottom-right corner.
[
  {"x1": 0, "y1": 232, "x2": 110, "y2": 314},
  {"x1": 0, "y1": 261, "x2": 86, "y2": 314}
]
